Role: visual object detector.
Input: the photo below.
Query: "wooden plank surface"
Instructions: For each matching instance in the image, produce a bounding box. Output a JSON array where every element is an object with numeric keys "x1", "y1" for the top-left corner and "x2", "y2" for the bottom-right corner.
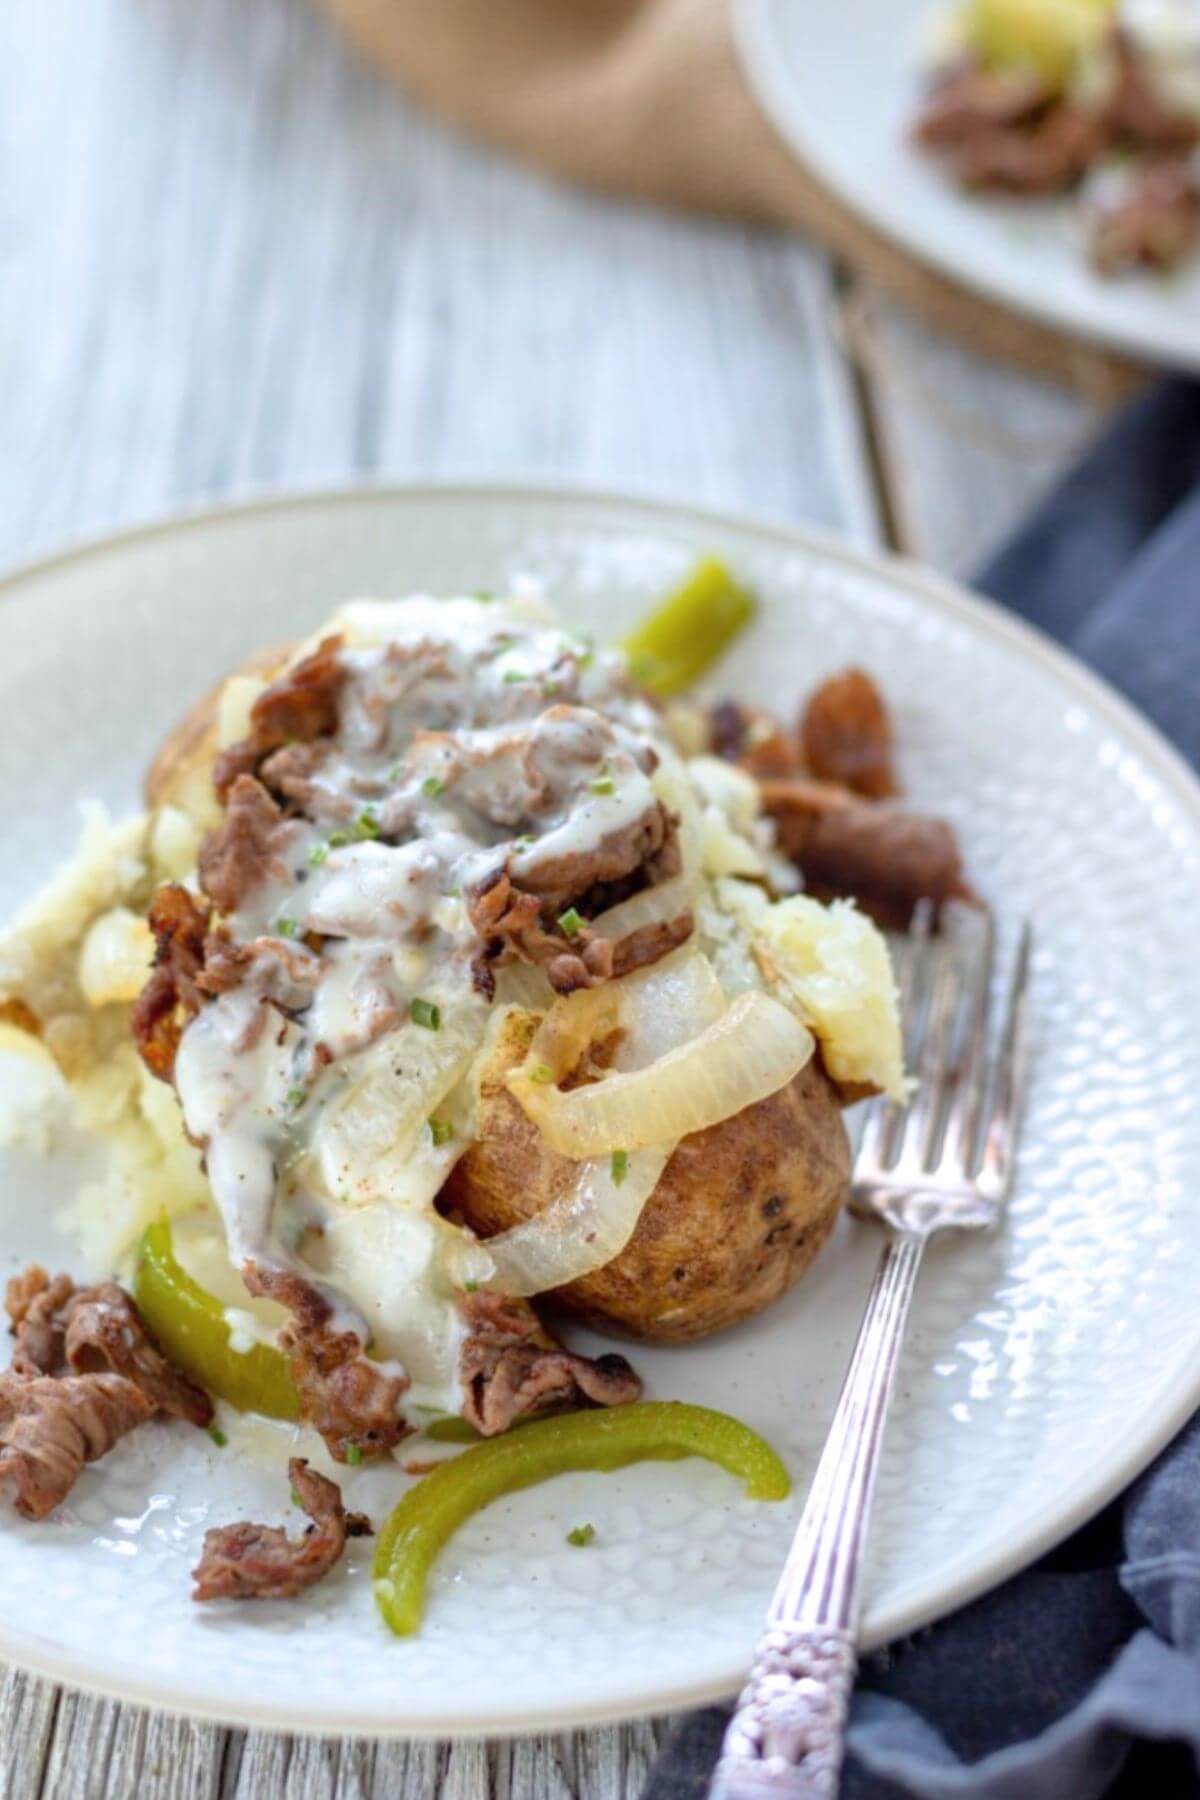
[{"x1": 0, "y1": 0, "x2": 1111, "y2": 1794}]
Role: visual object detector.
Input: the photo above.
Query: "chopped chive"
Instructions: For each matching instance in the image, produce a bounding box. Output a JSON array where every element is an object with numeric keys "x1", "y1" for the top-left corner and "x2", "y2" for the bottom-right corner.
[
  {"x1": 528, "y1": 1062, "x2": 555, "y2": 1085},
  {"x1": 611, "y1": 1150, "x2": 629, "y2": 1187},
  {"x1": 557, "y1": 907, "x2": 584, "y2": 939},
  {"x1": 345, "y1": 1444, "x2": 363, "y2": 1467},
  {"x1": 428, "y1": 1117, "x2": 454, "y2": 1148},
  {"x1": 308, "y1": 843, "x2": 329, "y2": 867},
  {"x1": 566, "y1": 1524, "x2": 596, "y2": 1548},
  {"x1": 475, "y1": 589, "x2": 495, "y2": 603},
  {"x1": 589, "y1": 775, "x2": 615, "y2": 796},
  {"x1": 422, "y1": 775, "x2": 445, "y2": 799},
  {"x1": 207, "y1": 1425, "x2": 228, "y2": 1449},
  {"x1": 356, "y1": 807, "x2": 380, "y2": 840},
  {"x1": 328, "y1": 829, "x2": 351, "y2": 848},
  {"x1": 286, "y1": 1086, "x2": 307, "y2": 1110},
  {"x1": 410, "y1": 996, "x2": 441, "y2": 1031},
  {"x1": 290, "y1": 1487, "x2": 302, "y2": 1507},
  {"x1": 463, "y1": 1280, "x2": 479, "y2": 1294},
  {"x1": 274, "y1": 917, "x2": 297, "y2": 939},
  {"x1": 502, "y1": 669, "x2": 527, "y2": 685},
  {"x1": 577, "y1": 651, "x2": 594, "y2": 672}
]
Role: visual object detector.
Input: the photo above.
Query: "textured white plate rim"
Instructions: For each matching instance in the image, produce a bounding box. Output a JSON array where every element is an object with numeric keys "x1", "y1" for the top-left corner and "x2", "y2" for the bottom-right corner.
[
  {"x1": 732, "y1": 0, "x2": 1200, "y2": 374},
  {"x1": 2, "y1": 478, "x2": 1199, "y2": 1738}
]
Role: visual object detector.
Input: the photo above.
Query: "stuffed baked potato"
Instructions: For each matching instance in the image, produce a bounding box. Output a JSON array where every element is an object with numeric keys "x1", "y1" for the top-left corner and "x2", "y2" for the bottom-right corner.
[{"x1": 1, "y1": 576, "x2": 953, "y2": 1497}]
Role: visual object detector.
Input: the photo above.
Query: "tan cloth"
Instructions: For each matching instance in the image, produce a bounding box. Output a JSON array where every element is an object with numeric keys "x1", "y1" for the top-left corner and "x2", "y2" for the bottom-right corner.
[{"x1": 317, "y1": 0, "x2": 1137, "y2": 397}]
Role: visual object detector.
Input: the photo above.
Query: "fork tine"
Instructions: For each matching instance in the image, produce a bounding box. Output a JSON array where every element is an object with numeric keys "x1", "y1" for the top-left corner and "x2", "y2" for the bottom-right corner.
[
  {"x1": 978, "y1": 922, "x2": 1033, "y2": 1200},
  {"x1": 857, "y1": 900, "x2": 934, "y2": 1174},
  {"x1": 904, "y1": 937, "x2": 966, "y2": 1170},
  {"x1": 944, "y1": 908, "x2": 996, "y2": 1175}
]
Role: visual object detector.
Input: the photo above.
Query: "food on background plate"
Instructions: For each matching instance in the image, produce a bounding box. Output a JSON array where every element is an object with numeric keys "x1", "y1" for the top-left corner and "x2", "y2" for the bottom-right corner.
[
  {"x1": 0, "y1": 563, "x2": 968, "y2": 1629},
  {"x1": 913, "y1": 0, "x2": 1200, "y2": 275}
]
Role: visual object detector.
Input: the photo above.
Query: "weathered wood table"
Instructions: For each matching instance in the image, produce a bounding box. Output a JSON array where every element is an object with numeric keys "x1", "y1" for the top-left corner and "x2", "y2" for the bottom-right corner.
[{"x1": 0, "y1": 0, "x2": 1112, "y2": 1793}]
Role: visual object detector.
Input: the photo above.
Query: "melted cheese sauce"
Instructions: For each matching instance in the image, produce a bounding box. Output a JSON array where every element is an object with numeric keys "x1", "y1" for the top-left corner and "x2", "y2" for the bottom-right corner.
[{"x1": 172, "y1": 595, "x2": 672, "y2": 1419}]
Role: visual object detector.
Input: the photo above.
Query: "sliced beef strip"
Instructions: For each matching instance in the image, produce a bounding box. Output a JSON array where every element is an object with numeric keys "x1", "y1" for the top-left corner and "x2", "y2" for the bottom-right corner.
[
  {"x1": 1106, "y1": 32, "x2": 1200, "y2": 151},
  {"x1": 257, "y1": 740, "x2": 340, "y2": 814},
  {"x1": 63, "y1": 1283, "x2": 213, "y2": 1426},
  {"x1": 192, "y1": 1456, "x2": 371, "y2": 1602},
  {"x1": 198, "y1": 774, "x2": 296, "y2": 915},
  {"x1": 914, "y1": 61, "x2": 1054, "y2": 148},
  {"x1": 759, "y1": 777, "x2": 971, "y2": 931},
  {"x1": 1090, "y1": 156, "x2": 1200, "y2": 274},
  {"x1": 5, "y1": 1268, "x2": 75, "y2": 1378},
  {"x1": 0, "y1": 1373, "x2": 154, "y2": 1520},
  {"x1": 131, "y1": 884, "x2": 213, "y2": 1081},
  {"x1": 799, "y1": 668, "x2": 897, "y2": 799},
  {"x1": 707, "y1": 700, "x2": 802, "y2": 779},
  {"x1": 953, "y1": 99, "x2": 1107, "y2": 194},
  {"x1": 242, "y1": 1265, "x2": 411, "y2": 1463},
  {"x1": 457, "y1": 1291, "x2": 641, "y2": 1437},
  {"x1": 213, "y1": 635, "x2": 347, "y2": 803},
  {"x1": 6, "y1": 1266, "x2": 213, "y2": 1427},
  {"x1": 915, "y1": 56, "x2": 1107, "y2": 194},
  {"x1": 468, "y1": 804, "x2": 689, "y2": 997},
  {"x1": 516, "y1": 802, "x2": 678, "y2": 916}
]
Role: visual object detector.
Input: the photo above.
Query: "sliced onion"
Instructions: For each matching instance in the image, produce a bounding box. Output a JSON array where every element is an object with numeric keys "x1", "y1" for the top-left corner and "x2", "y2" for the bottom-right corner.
[
  {"x1": 509, "y1": 988, "x2": 814, "y2": 1160},
  {"x1": 316, "y1": 1002, "x2": 488, "y2": 1203},
  {"x1": 516, "y1": 982, "x2": 621, "y2": 1085},
  {"x1": 590, "y1": 874, "x2": 696, "y2": 944},
  {"x1": 492, "y1": 961, "x2": 556, "y2": 1013},
  {"x1": 483, "y1": 1143, "x2": 671, "y2": 1296},
  {"x1": 483, "y1": 948, "x2": 723, "y2": 1295}
]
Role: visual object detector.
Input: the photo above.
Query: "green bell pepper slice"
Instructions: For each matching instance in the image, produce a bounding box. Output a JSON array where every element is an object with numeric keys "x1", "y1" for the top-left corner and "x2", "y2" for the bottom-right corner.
[
  {"x1": 373, "y1": 1400, "x2": 790, "y2": 1636},
  {"x1": 134, "y1": 1217, "x2": 300, "y2": 1421},
  {"x1": 620, "y1": 556, "x2": 756, "y2": 697}
]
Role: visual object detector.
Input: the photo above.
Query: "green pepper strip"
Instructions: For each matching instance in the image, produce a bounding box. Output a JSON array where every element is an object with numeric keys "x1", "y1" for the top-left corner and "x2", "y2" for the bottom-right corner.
[
  {"x1": 134, "y1": 1218, "x2": 300, "y2": 1421},
  {"x1": 619, "y1": 556, "x2": 756, "y2": 697},
  {"x1": 372, "y1": 1401, "x2": 790, "y2": 1636}
]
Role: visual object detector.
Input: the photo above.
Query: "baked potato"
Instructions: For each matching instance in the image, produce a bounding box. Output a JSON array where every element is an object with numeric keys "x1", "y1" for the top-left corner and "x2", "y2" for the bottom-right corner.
[{"x1": 442, "y1": 1009, "x2": 850, "y2": 1340}]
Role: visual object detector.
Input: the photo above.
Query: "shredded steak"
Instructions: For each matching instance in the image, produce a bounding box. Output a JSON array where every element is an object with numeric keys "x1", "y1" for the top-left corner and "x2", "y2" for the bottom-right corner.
[
  {"x1": 6, "y1": 1266, "x2": 212, "y2": 1425},
  {"x1": 131, "y1": 884, "x2": 213, "y2": 1080},
  {"x1": 1107, "y1": 33, "x2": 1200, "y2": 151},
  {"x1": 468, "y1": 805, "x2": 689, "y2": 997},
  {"x1": 1090, "y1": 157, "x2": 1200, "y2": 274},
  {"x1": 192, "y1": 1457, "x2": 371, "y2": 1602},
  {"x1": 458, "y1": 1291, "x2": 641, "y2": 1436},
  {"x1": 759, "y1": 777, "x2": 970, "y2": 930},
  {"x1": 198, "y1": 775, "x2": 295, "y2": 914},
  {"x1": 213, "y1": 635, "x2": 347, "y2": 801},
  {"x1": 0, "y1": 1374, "x2": 154, "y2": 1520},
  {"x1": 707, "y1": 700, "x2": 802, "y2": 779},
  {"x1": 5, "y1": 1268, "x2": 76, "y2": 1378},
  {"x1": 914, "y1": 62, "x2": 1053, "y2": 148},
  {"x1": 242, "y1": 1266, "x2": 411, "y2": 1462},
  {"x1": 800, "y1": 668, "x2": 896, "y2": 799}
]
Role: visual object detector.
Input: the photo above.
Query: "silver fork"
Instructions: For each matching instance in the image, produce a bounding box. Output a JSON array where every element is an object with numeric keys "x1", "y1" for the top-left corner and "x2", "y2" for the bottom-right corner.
[{"x1": 710, "y1": 904, "x2": 1033, "y2": 1800}]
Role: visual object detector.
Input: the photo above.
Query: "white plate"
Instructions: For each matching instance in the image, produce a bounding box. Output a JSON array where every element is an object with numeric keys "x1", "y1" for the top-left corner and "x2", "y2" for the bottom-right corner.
[
  {"x1": 735, "y1": 0, "x2": 1200, "y2": 373},
  {"x1": 2, "y1": 484, "x2": 1200, "y2": 1738}
]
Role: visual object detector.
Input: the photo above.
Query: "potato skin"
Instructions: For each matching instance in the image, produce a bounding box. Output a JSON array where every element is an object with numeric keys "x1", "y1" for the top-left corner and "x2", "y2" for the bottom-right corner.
[
  {"x1": 442, "y1": 1012, "x2": 851, "y2": 1341},
  {"x1": 144, "y1": 644, "x2": 287, "y2": 817}
]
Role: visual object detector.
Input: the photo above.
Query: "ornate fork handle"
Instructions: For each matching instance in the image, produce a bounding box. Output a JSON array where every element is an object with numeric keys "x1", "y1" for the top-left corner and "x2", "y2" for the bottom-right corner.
[{"x1": 711, "y1": 1231, "x2": 927, "y2": 1799}]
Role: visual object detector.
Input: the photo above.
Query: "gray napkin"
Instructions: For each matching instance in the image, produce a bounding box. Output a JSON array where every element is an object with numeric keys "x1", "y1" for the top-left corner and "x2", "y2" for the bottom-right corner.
[{"x1": 644, "y1": 380, "x2": 1200, "y2": 1800}]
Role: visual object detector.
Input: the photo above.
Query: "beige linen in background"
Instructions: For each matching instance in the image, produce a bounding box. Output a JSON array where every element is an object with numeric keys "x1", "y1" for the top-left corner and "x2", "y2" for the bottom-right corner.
[{"x1": 313, "y1": 0, "x2": 1136, "y2": 398}]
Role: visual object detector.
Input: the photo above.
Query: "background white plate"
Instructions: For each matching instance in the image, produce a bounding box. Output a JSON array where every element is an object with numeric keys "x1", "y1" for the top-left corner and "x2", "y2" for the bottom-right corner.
[
  {"x1": 735, "y1": 0, "x2": 1200, "y2": 373},
  {"x1": 2, "y1": 485, "x2": 1200, "y2": 1738}
]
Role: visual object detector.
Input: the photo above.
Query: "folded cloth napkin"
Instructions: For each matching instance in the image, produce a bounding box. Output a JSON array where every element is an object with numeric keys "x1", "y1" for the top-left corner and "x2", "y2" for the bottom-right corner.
[{"x1": 644, "y1": 378, "x2": 1200, "y2": 1800}]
